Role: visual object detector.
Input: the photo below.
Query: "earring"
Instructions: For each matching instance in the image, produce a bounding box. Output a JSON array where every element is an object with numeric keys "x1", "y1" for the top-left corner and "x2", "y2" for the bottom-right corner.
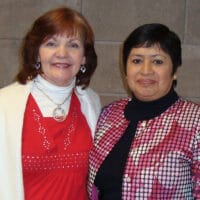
[
  {"x1": 80, "y1": 65, "x2": 86, "y2": 73},
  {"x1": 173, "y1": 74, "x2": 177, "y2": 80},
  {"x1": 35, "y1": 62, "x2": 41, "y2": 70}
]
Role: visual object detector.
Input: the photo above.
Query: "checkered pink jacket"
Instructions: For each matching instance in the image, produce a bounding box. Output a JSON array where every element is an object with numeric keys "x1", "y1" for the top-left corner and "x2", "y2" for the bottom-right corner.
[{"x1": 88, "y1": 98, "x2": 200, "y2": 199}]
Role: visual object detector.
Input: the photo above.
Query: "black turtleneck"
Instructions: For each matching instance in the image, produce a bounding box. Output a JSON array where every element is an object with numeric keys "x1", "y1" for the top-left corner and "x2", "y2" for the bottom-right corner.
[{"x1": 94, "y1": 89, "x2": 179, "y2": 200}]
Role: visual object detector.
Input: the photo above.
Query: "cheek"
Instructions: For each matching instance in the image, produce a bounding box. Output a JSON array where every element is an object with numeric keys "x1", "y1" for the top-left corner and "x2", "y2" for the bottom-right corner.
[
  {"x1": 126, "y1": 75, "x2": 136, "y2": 89},
  {"x1": 40, "y1": 53, "x2": 49, "y2": 62},
  {"x1": 77, "y1": 53, "x2": 85, "y2": 63},
  {"x1": 40, "y1": 57, "x2": 49, "y2": 70},
  {"x1": 163, "y1": 69, "x2": 173, "y2": 80},
  {"x1": 38, "y1": 48, "x2": 51, "y2": 62},
  {"x1": 159, "y1": 73, "x2": 174, "y2": 88},
  {"x1": 126, "y1": 67, "x2": 133, "y2": 77},
  {"x1": 38, "y1": 48, "x2": 44, "y2": 60},
  {"x1": 126, "y1": 68, "x2": 137, "y2": 81}
]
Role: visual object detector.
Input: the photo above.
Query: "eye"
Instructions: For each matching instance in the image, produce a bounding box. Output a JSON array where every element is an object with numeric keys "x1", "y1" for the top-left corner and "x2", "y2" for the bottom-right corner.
[
  {"x1": 69, "y1": 42, "x2": 80, "y2": 48},
  {"x1": 45, "y1": 41, "x2": 57, "y2": 47},
  {"x1": 153, "y1": 59, "x2": 163, "y2": 65},
  {"x1": 132, "y1": 58, "x2": 142, "y2": 64}
]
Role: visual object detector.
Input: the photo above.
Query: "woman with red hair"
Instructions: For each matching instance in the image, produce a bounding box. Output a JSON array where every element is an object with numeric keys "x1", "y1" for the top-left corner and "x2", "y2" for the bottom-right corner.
[{"x1": 0, "y1": 7, "x2": 101, "y2": 200}]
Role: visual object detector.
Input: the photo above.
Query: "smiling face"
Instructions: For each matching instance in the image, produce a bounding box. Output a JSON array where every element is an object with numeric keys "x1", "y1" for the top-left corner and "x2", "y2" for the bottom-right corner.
[
  {"x1": 38, "y1": 34, "x2": 85, "y2": 86},
  {"x1": 126, "y1": 45, "x2": 174, "y2": 101}
]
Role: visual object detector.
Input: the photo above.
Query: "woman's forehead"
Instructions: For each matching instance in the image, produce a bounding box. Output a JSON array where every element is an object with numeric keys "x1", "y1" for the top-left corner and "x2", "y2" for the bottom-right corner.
[{"x1": 43, "y1": 30, "x2": 83, "y2": 42}]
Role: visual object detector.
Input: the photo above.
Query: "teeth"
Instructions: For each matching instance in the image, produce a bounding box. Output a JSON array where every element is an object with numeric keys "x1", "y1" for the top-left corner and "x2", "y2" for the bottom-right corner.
[{"x1": 54, "y1": 63, "x2": 70, "y2": 68}]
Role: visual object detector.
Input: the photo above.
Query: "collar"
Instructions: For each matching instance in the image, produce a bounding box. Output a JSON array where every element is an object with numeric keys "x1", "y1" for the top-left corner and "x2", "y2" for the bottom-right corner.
[{"x1": 124, "y1": 89, "x2": 179, "y2": 121}]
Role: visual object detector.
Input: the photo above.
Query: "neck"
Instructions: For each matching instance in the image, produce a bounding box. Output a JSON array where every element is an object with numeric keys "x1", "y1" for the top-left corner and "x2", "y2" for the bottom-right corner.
[
  {"x1": 31, "y1": 75, "x2": 75, "y2": 121},
  {"x1": 124, "y1": 89, "x2": 179, "y2": 121}
]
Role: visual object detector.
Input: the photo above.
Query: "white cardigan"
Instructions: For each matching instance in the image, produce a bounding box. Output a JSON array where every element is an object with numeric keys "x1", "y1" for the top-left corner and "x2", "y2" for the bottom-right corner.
[{"x1": 0, "y1": 81, "x2": 101, "y2": 200}]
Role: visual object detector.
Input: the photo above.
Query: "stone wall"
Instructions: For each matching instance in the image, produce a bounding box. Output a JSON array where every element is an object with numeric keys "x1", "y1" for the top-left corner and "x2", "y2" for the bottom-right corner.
[{"x1": 0, "y1": 0, "x2": 199, "y2": 106}]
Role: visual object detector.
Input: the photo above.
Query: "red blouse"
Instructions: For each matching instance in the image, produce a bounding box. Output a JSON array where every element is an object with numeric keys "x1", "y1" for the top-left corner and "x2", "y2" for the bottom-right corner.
[{"x1": 22, "y1": 92, "x2": 92, "y2": 200}]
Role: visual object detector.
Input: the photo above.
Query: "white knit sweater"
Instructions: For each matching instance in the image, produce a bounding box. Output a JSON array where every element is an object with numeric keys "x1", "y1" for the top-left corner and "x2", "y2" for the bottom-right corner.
[{"x1": 0, "y1": 78, "x2": 101, "y2": 200}]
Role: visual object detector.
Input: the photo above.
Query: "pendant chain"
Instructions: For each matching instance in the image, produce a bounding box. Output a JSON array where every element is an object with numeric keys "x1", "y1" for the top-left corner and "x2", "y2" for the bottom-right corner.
[
  {"x1": 33, "y1": 80, "x2": 70, "y2": 107},
  {"x1": 33, "y1": 80, "x2": 72, "y2": 122}
]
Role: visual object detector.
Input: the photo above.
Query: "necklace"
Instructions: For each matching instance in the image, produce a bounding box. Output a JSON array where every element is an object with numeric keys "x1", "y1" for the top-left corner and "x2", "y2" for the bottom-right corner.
[{"x1": 34, "y1": 80, "x2": 71, "y2": 122}]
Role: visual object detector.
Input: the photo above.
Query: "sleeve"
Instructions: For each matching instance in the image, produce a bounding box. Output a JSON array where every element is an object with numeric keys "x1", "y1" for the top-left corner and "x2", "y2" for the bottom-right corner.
[
  {"x1": 192, "y1": 131, "x2": 200, "y2": 199},
  {"x1": 93, "y1": 104, "x2": 110, "y2": 139}
]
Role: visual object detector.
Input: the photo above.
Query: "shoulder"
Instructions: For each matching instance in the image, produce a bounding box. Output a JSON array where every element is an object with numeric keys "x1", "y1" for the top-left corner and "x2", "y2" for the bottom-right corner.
[
  {"x1": 0, "y1": 82, "x2": 18, "y2": 93},
  {"x1": 175, "y1": 98, "x2": 200, "y2": 128},
  {"x1": 99, "y1": 97, "x2": 130, "y2": 119},
  {"x1": 0, "y1": 82, "x2": 20, "y2": 98},
  {"x1": 83, "y1": 87, "x2": 100, "y2": 101},
  {"x1": 0, "y1": 81, "x2": 31, "y2": 104},
  {"x1": 75, "y1": 86, "x2": 101, "y2": 115},
  {"x1": 103, "y1": 97, "x2": 130, "y2": 112},
  {"x1": 76, "y1": 86, "x2": 100, "y2": 105},
  {"x1": 177, "y1": 98, "x2": 200, "y2": 114},
  {"x1": 0, "y1": 81, "x2": 30, "y2": 94},
  {"x1": 95, "y1": 97, "x2": 130, "y2": 132}
]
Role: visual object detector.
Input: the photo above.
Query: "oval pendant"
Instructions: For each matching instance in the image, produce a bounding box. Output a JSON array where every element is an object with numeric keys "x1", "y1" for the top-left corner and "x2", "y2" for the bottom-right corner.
[{"x1": 53, "y1": 107, "x2": 66, "y2": 122}]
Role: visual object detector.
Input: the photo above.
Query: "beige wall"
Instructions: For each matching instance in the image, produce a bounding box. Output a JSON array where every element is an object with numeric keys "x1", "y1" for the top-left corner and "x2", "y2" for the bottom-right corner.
[{"x1": 0, "y1": 0, "x2": 199, "y2": 106}]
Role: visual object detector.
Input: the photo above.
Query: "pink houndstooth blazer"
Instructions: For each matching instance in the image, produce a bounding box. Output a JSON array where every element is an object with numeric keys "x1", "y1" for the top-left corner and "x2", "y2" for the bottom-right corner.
[{"x1": 88, "y1": 98, "x2": 200, "y2": 199}]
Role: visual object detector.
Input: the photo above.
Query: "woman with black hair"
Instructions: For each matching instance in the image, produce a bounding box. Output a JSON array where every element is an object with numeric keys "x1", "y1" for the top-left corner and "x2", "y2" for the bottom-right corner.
[{"x1": 88, "y1": 23, "x2": 200, "y2": 200}]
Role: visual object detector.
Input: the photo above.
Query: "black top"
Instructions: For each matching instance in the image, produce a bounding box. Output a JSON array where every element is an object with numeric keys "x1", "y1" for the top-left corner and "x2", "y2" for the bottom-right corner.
[{"x1": 94, "y1": 89, "x2": 179, "y2": 200}]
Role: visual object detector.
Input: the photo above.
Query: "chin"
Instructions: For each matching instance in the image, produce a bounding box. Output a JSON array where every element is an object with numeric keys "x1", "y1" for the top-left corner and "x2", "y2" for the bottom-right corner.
[{"x1": 135, "y1": 92, "x2": 157, "y2": 101}]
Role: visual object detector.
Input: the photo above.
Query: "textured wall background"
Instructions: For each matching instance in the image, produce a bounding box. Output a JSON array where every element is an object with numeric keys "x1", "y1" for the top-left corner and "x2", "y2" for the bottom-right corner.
[{"x1": 0, "y1": 0, "x2": 199, "y2": 106}]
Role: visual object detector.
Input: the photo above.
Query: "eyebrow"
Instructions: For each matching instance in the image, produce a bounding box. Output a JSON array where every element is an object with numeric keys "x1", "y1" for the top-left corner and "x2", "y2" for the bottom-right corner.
[
  {"x1": 129, "y1": 54, "x2": 167, "y2": 59},
  {"x1": 68, "y1": 38, "x2": 81, "y2": 42},
  {"x1": 45, "y1": 36, "x2": 82, "y2": 43}
]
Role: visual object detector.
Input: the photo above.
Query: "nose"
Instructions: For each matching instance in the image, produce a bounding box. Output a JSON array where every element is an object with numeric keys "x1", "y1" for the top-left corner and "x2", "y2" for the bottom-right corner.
[
  {"x1": 140, "y1": 61, "x2": 153, "y2": 75},
  {"x1": 55, "y1": 46, "x2": 68, "y2": 58}
]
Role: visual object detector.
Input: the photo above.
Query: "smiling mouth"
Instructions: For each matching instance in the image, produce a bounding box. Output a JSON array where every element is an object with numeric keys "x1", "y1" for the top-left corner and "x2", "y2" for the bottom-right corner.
[
  {"x1": 53, "y1": 63, "x2": 71, "y2": 68},
  {"x1": 137, "y1": 79, "x2": 156, "y2": 86}
]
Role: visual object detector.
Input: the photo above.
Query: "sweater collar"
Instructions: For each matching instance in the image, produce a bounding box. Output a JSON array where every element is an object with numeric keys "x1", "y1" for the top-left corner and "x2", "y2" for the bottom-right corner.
[{"x1": 124, "y1": 89, "x2": 179, "y2": 121}]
